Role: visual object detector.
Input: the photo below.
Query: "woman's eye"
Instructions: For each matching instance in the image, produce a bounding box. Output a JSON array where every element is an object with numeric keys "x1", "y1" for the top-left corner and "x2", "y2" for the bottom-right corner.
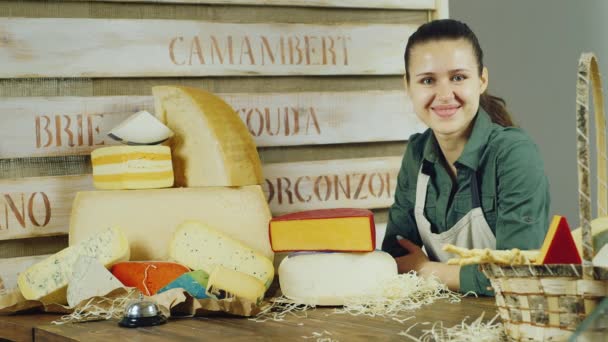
[
  {"x1": 452, "y1": 74, "x2": 466, "y2": 82},
  {"x1": 420, "y1": 78, "x2": 433, "y2": 85}
]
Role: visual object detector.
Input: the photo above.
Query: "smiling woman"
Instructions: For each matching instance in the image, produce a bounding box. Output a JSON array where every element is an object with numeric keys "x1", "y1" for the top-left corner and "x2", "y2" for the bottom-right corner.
[{"x1": 382, "y1": 19, "x2": 550, "y2": 296}]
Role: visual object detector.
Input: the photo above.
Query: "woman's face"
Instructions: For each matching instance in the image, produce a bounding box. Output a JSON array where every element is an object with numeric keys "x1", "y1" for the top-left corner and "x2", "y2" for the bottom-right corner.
[{"x1": 405, "y1": 39, "x2": 488, "y2": 140}]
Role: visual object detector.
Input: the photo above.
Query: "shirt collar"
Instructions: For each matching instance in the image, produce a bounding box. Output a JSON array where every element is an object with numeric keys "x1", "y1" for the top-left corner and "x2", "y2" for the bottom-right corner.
[{"x1": 422, "y1": 108, "x2": 494, "y2": 171}]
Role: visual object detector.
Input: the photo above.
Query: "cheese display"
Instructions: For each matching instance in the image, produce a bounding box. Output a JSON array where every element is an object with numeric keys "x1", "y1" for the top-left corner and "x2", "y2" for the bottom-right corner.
[
  {"x1": 17, "y1": 226, "x2": 129, "y2": 304},
  {"x1": 537, "y1": 215, "x2": 581, "y2": 264},
  {"x1": 69, "y1": 185, "x2": 273, "y2": 261},
  {"x1": 169, "y1": 221, "x2": 274, "y2": 289},
  {"x1": 91, "y1": 145, "x2": 174, "y2": 190},
  {"x1": 108, "y1": 110, "x2": 174, "y2": 145},
  {"x1": 269, "y1": 208, "x2": 376, "y2": 252},
  {"x1": 207, "y1": 265, "x2": 265, "y2": 303},
  {"x1": 67, "y1": 256, "x2": 125, "y2": 307},
  {"x1": 278, "y1": 251, "x2": 397, "y2": 306},
  {"x1": 152, "y1": 85, "x2": 263, "y2": 187},
  {"x1": 571, "y1": 216, "x2": 608, "y2": 257},
  {"x1": 158, "y1": 270, "x2": 211, "y2": 299},
  {"x1": 111, "y1": 261, "x2": 190, "y2": 296}
]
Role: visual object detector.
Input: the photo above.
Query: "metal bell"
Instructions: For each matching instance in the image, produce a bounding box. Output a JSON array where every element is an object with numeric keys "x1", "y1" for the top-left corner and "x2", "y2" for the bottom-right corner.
[{"x1": 119, "y1": 296, "x2": 168, "y2": 328}]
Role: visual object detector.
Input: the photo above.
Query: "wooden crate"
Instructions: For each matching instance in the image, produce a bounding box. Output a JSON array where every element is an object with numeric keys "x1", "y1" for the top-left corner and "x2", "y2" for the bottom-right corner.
[{"x1": 0, "y1": 0, "x2": 448, "y2": 276}]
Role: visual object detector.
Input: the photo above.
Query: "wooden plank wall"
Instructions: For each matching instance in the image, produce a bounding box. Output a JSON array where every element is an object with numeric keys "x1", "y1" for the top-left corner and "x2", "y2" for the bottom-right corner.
[{"x1": 0, "y1": 0, "x2": 448, "y2": 261}]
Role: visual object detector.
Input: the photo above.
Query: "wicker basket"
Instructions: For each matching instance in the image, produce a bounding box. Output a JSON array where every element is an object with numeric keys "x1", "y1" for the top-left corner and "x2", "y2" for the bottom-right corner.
[{"x1": 481, "y1": 53, "x2": 608, "y2": 341}]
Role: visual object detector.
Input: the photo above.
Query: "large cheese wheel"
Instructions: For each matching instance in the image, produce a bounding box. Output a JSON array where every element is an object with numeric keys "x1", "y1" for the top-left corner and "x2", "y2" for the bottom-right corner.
[
  {"x1": 69, "y1": 185, "x2": 273, "y2": 261},
  {"x1": 152, "y1": 85, "x2": 263, "y2": 187},
  {"x1": 278, "y1": 251, "x2": 397, "y2": 306}
]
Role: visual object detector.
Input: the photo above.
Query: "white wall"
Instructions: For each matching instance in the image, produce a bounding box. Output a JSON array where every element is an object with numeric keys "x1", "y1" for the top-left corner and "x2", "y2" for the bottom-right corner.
[{"x1": 450, "y1": 0, "x2": 608, "y2": 227}]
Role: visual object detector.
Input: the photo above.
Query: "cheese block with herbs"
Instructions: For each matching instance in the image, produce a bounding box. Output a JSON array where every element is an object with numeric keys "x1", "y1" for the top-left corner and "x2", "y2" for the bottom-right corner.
[
  {"x1": 207, "y1": 265, "x2": 266, "y2": 303},
  {"x1": 18, "y1": 226, "x2": 129, "y2": 304},
  {"x1": 169, "y1": 221, "x2": 274, "y2": 289},
  {"x1": 152, "y1": 85, "x2": 263, "y2": 187},
  {"x1": 269, "y1": 208, "x2": 376, "y2": 252},
  {"x1": 69, "y1": 185, "x2": 273, "y2": 261},
  {"x1": 111, "y1": 261, "x2": 190, "y2": 296},
  {"x1": 278, "y1": 251, "x2": 397, "y2": 306},
  {"x1": 67, "y1": 256, "x2": 125, "y2": 307},
  {"x1": 91, "y1": 145, "x2": 174, "y2": 190}
]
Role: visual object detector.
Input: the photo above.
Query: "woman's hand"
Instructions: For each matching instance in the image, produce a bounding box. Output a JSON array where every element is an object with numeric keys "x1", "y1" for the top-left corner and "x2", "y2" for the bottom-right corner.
[
  {"x1": 394, "y1": 236, "x2": 430, "y2": 274},
  {"x1": 394, "y1": 236, "x2": 461, "y2": 291}
]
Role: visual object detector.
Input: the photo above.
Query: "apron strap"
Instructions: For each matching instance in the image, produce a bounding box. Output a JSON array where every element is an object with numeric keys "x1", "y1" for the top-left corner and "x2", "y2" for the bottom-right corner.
[{"x1": 470, "y1": 171, "x2": 481, "y2": 209}]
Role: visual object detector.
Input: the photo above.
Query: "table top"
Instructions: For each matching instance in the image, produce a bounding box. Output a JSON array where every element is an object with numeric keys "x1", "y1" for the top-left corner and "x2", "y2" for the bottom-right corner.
[{"x1": 0, "y1": 297, "x2": 498, "y2": 342}]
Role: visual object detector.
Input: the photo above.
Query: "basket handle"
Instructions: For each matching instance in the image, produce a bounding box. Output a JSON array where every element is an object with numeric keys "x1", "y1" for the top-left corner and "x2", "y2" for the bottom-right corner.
[{"x1": 576, "y1": 53, "x2": 606, "y2": 280}]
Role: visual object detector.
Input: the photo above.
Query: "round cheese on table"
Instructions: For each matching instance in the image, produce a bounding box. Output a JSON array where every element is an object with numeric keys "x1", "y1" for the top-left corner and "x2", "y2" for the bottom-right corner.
[{"x1": 278, "y1": 251, "x2": 397, "y2": 306}]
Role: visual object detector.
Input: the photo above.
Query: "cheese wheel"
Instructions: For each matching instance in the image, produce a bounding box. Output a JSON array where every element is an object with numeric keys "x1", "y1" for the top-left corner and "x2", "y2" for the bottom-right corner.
[
  {"x1": 69, "y1": 185, "x2": 273, "y2": 261},
  {"x1": 278, "y1": 251, "x2": 397, "y2": 306},
  {"x1": 152, "y1": 85, "x2": 263, "y2": 187}
]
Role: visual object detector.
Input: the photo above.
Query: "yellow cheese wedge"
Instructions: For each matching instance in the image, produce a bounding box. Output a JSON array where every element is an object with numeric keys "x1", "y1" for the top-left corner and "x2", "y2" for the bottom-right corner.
[
  {"x1": 169, "y1": 221, "x2": 274, "y2": 289},
  {"x1": 207, "y1": 265, "x2": 265, "y2": 303},
  {"x1": 69, "y1": 186, "x2": 273, "y2": 261},
  {"x1": 91, "y1": 145, "x2": 174, "y2": 190},
  {"x1": 18, "y1": 226, "x2": 129, "y2": 304},
  {"x1": 152, "y1": 85, "x2": 263, "y2": 187}
]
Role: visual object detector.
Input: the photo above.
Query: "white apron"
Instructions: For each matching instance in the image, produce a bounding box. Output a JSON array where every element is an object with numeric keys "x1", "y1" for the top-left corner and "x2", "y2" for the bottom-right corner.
[{"x1": 414, "y1": 161, "x2": 496, "y2": 262}]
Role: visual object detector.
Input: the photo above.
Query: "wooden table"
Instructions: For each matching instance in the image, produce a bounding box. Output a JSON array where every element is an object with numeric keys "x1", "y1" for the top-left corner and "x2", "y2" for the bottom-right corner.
[{"x1": 0, "y1": 297, "x2": 498, "y2": 342}]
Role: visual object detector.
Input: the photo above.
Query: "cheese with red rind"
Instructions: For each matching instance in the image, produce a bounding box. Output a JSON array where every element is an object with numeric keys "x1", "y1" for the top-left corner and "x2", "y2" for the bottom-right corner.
[
  {"x1": 269, "y1": 208, "x2": 375, "y2": 252},
  {"x1": 537, "y1": 215, "x2": 582, "y2": 265}
]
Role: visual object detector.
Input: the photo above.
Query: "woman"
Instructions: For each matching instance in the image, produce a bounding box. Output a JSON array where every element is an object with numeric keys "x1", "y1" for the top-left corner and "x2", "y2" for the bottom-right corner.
[{"x1": 381, "y1": 19, "x2": 550, "y2": 296}]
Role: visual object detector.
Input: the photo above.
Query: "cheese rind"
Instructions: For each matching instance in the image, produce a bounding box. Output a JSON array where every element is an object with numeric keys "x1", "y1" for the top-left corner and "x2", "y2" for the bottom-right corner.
[
  {"x1": 152, "y1": 85, "x2": 263, "y2": 187},
  {"x1": 91, "y1": 145, "x2": 174, "y2": 190},
  {"x1": 67, "y1": 256, "x2": 125, "y2": 307},
  {"x1": 69, "y1": 186, "x2": 273, "y2": 261},
  {"x1": 169, "y1": 221, "x2": 274, "y2": 289},
  {"x1": 17, "y1": 226, "x2": 129, "y2": 304},
  {"x1": 270, "y1": 208, "x2": 376, "y2": 252},
  {"x1": 278, "y1": 251, "x2": 397, "y2": 306},
  {"x1": 207, "y1": 265, "x2": 265, "y2": 303}
]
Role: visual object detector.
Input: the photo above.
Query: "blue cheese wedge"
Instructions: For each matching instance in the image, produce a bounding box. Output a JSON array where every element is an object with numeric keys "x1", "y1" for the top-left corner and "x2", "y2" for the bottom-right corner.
[
  {"x1": 108, "y1": 110, "x2": 174, "y2": 145},
  {"x1": 17, "y1": 226, "x2": 129, "y2": 305},
  {"x1": 169, "y1": 221, "x2": 274, "y2": 289},
  {"x1": 67, "y1": 256, "x2": 125, "y2": 307}
]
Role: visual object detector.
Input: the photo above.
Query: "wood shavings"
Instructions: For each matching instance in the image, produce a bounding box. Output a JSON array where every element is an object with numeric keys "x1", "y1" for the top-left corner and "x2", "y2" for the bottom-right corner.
[
  {"x1": 302, "y1": 330, "x2": 338, "y2": 341},
  {"x1": 443, "y1": 244, "x2": 539, "y2": 266},
  {"x1": 333, "y1": 272, "x2": 461, "y2": 319},
  {"x1": 250, "y1": 296, "x2": 316, "y2": 323},
  {"x1": 399, "y1": 313, "x2": 507, "y2": 341},
  {"x1": 51, "y1": 288, "x2": 140, "y2": 324}
]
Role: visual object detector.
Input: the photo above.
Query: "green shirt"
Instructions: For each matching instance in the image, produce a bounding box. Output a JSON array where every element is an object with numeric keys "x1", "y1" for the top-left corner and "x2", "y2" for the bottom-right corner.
[{"x1": 381, "y1": 109, "x2": 550, "y2": 296}]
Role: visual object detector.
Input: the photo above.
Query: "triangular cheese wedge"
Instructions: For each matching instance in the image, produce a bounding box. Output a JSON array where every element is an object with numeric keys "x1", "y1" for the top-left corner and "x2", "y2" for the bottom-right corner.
[
  {"x1": 537, "y1": 215, "x2": 582, "y2": 264},
  {"x1": 67, "y1": 256, "x2": 125, "y2": 308},
  {"x1": 108, "y1": 110, "x2": 174, "y2": 145}
]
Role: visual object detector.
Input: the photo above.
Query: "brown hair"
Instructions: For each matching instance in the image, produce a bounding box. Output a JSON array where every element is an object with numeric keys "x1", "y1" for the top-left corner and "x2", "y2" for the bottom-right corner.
[{"x1": 404, "y1": 19, "x2": 514, "y2": 127}]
